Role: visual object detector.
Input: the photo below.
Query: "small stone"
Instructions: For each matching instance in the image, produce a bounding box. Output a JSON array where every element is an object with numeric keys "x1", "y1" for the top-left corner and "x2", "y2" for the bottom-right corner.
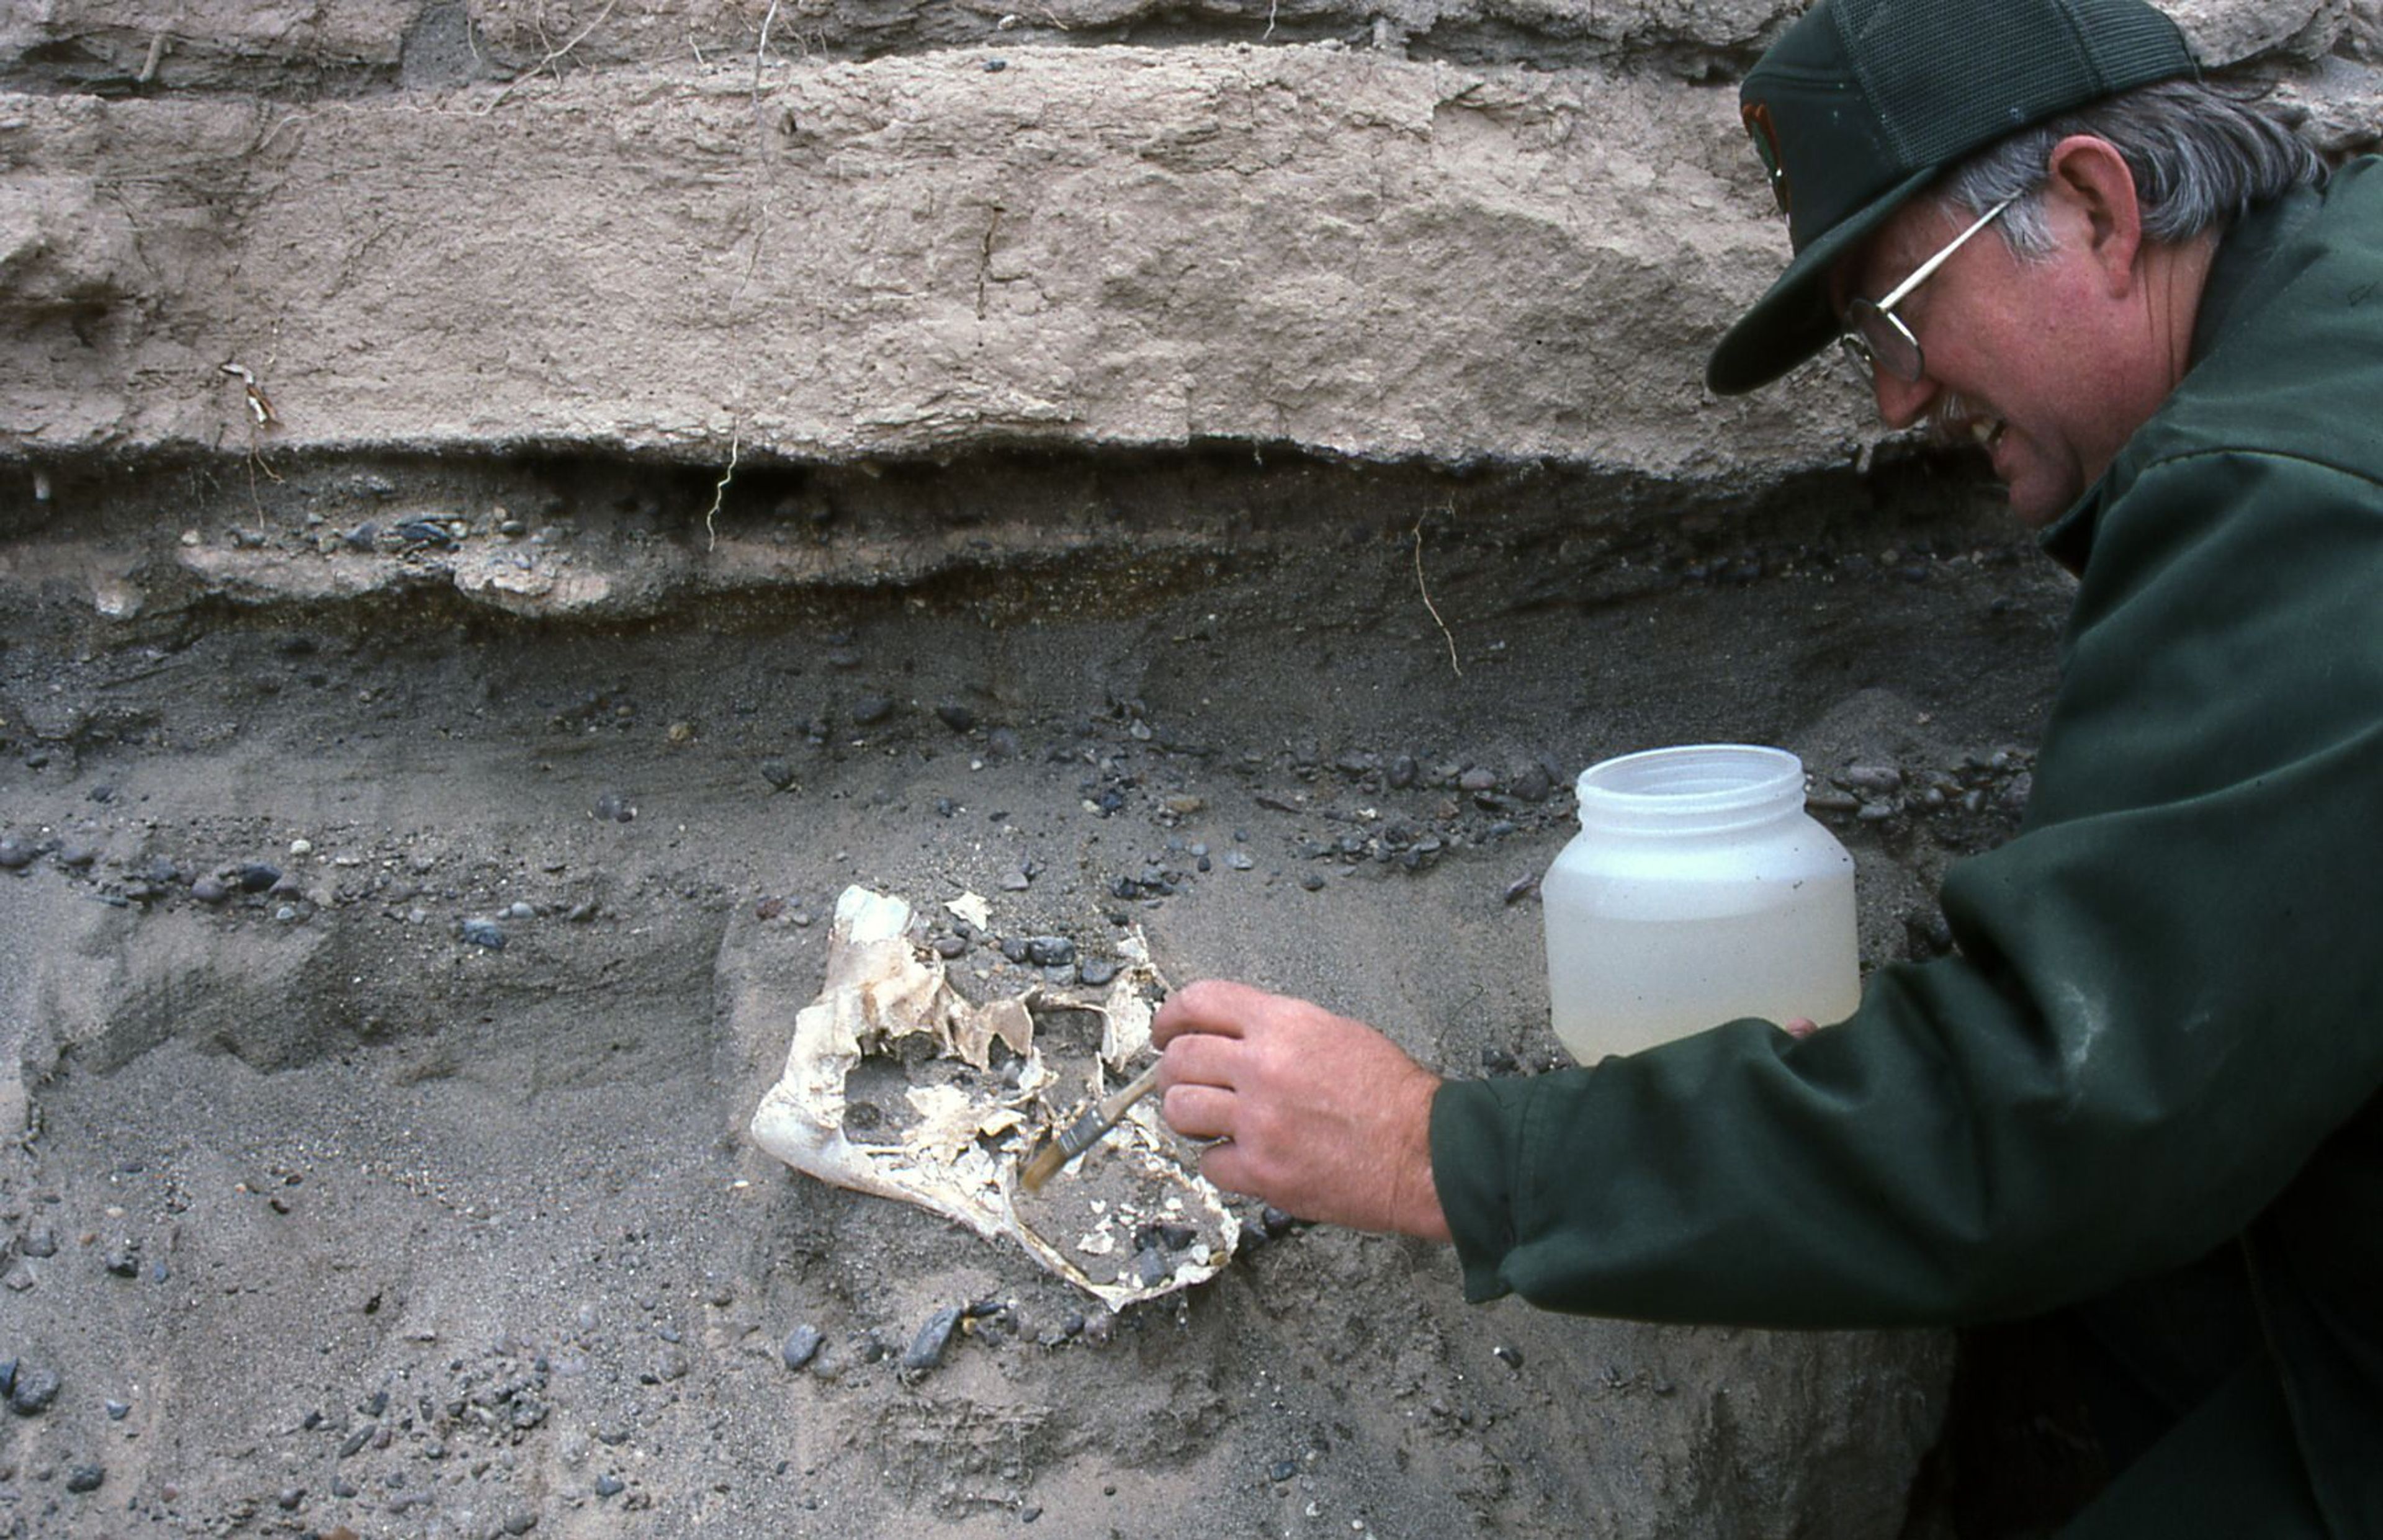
[
  {"x1": 65, "y1": 1463, "x2": 104, "y2": 1494},
  {"x1": 760, "y1": 758, "x2": 797, "y2": 791},
  {"x1": 0, "y1": 838, "x2": 34, "y2": 871},
  {"x1": 1299, "y1": 874, "x2": 1326, "y2": 892},
  {"x1": 460, "y1": 918, "x2": 506, "y2": 951},
  {"x1": 1492, "y1": 1343, "x2": 1525, "y2": 1371},
  {"x1": 935, "y1": 702, "x2": 976, "y2": 733},
  {"x1": 1023, "y1": 936, "x2": 1075, "y2": 968},
  {"x1": 104, "y1": 1241, "x2": 139, "y2": 1278},
  {"x1": 1077, "y1": 957, "x2": 1120, "y2": 987},
  {"x1": 999, "y1": 869, "x2": 1031, "y2": 891},
  {"x1": 236, "y1": 862, "x2": 281, "y2": 892},
  {"x1": 1225, "y1": 850, "x2": 1255, "y2": 871},
  {"x1": 780, "y1": 1325, "x2": 825, "y2": 1372},
  {"x1": 106, "y1": 1400, "x2": 130, "y2": 1420},
  {"x1": 9, "y1": 1365, "x2": 61, "y2": 1416},
  {"x1": 20, "y1": 1223, "x2": 58, "y2": 1258},
  {"x1": 277, "y1": 1486, "x2": 305, "y2": 1511},
  {"x1": 1269, "y1": 1459, "x2": 1298, "y2": 1482},
  {"x1": 850, "y1": 694, "x2": 895, "y2": 727},
  {"x1": 57, "y1": 843, "x2": 96, "y2": 869},
  {"x1": 595, "y1": 1474, "x2": 625, "y2": 1498},
  {"x1": 1458, "y1": 768, "x2": 1499, "y2": 794},
  {"x1": 1021, "y1": 1505, "x2": 1042, "y2": 1523},
  {"x1": 593, "y1": 790, "x2": 635, "y2": 823},
  {"x1": 1388, "y1": 754, "x2": 1419, "y2": 789},
  {"x1": 902, "y1": 1306, "x2": 964, "y2": 1374},
  {"x1": 191, "y1": 875, "x2": 229, "y2": 904}
]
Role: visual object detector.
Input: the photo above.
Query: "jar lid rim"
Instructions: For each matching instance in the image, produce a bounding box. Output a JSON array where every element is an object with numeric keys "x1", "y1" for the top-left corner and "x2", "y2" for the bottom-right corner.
[{"x1": 1574, "y1": 744, "x2": 1804, "y2": 820}]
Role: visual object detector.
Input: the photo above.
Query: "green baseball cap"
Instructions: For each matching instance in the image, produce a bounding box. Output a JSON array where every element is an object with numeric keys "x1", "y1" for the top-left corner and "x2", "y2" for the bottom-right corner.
[{"x1": 1705, "y1": 0, "x2": 2197, "y2": 396}]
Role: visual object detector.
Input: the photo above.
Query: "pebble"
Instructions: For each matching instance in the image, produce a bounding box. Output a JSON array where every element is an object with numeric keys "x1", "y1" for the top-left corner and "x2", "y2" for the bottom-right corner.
[
  {"x1": 65, "y1": 1464, "x2": 104, "y2": 1494},
  {"x1": 276, "y1": 1486, "x2": 305, "y2": 1511},
  {"x1": 595, "y1": 1474, "x2": 625, "y2": 1498},
  {"x1": 1023, "y1": 936, "x2": 1075, "y2": 968},
  {"x1": 507, "y1": 901, "x2": 535, "y2": 920},
  {"x1": 760, "y1": 758, "x2": 797, "y2": 791},
  {"x1": 1077, "y1": 957, "x2": 1120, "y2": 988},
  {"x1": 9, "y1": 1364, "x2": 60, "y2": 1416},
  {"x1": 851, "y1": 694, "x2": 895, "y2": 727},
  {"x1": 1269, "y1": 1459, "x2": 1298, "y2": 1482},
  {"x1": 1299, "y1": 874, "x2": 1326, "y2": 892},
  {"x1": 902, "y1": 1306, "x2": 964, "y2": 1374},
  {"x1": 460, "y1": 918, "x2": 506, "y2": 950},
  {"x1": 235, "y1": 862, "x2": 280, "y2": 892},
  {"x1": 1224, "y1": 850, "x2": 1255, "y2": 871},
  {"x1": 593, "y1": 790, "x2": 635, "y2": 823},
  {"x1": 935, "y1": 703, "x2": 977, "y2": 733},
  {"x1": 20, "y1": 1222, "x2": 58, "y2": 1258},
  {"x1": 1388, "y1": 754, "x2": 1419, "y2": 789},
  {"x1": 780, "y1": 1325, "x2": 825, "y2": 1372},
  {"x1": 0, "y1": 838, "x2": 34, "y2": 870},
  {"x1": 931, "y1": 935, "x2": 969, "y2": 960},
  {"x1": 1458, "y1": 768, "x2": 1499, "y2": 794},
  {"x1": 105, "y1": 1400, "x2": 130, "y2": 1420},
  {"x1": 57, "y1": 843, "x2": 96, "y2": 869},
  {"x1": 999, "y1": 869, "x2": 1031, "y2": 891}
]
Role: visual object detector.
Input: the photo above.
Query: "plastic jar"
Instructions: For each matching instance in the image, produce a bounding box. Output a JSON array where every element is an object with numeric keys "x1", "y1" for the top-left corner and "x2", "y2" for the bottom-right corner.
[{"x1": 1542, "y1": 744, "x2": 1859, "y2": 1063}]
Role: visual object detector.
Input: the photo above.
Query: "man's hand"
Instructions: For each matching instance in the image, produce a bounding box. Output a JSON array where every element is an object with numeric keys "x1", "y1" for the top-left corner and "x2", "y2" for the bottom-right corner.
[{"x1": 1152, "y1": 979, "x2": 1453, "y2": 1243}]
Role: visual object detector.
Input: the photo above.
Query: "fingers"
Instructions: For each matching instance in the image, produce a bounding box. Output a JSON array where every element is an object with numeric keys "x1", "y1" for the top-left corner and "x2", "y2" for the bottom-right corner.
[
  {"x1": 1151, "y1": 977, "x2": 1270, "y2": 1045},
  {"x1": 1160, "y1": 1081, "x2": 1236, "y2": 1142}
]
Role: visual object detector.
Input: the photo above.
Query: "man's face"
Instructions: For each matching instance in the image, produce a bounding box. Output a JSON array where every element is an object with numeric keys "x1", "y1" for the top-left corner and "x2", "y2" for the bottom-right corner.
[{"x1": 1834, "y1": 191, "x2": 2165, "y2": 527}]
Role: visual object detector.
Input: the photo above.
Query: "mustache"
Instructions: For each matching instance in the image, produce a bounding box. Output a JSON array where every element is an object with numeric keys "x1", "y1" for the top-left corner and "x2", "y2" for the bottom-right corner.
[{"x1": 1927, "y1": 393, "x2": 1996, "y2": 446}]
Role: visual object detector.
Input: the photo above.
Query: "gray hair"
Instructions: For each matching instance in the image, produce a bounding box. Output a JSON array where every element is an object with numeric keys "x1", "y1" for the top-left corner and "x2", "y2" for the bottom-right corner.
[{"x1": 1937, "y1": 78, "x2": 2327, "y2": 258}]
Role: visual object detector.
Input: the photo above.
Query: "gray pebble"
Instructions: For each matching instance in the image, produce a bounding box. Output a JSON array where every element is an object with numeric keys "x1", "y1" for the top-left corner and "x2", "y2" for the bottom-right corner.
[
  {"x1": 507, "y1": 901, "x2": 535, "y2": 920},
  {"x1": 595, "y1": 1474, "x2": 625, "y2": 1498},
  {"x1": 105, "y1": 1399, "x2": 130, "y2": 1420},
  {"x1": 781, "y1": 1325, "x2": 825, "y2": 1372},
  {"x1": 593, "y1": 790, "x2": 635, "y2": 823},
  {"x1": 0, "y1": 838, "x2": 34, "y2": 871},
  {"x1": 1225, "y1": 850, "x2": 1255, "y2": 871},
  {"x1": 903, "y1": 1305, "x2": 964, "y2": 1374},
  {"x1": 276, "y1": 1486, "x2": 305, "y2": 1511},
  {"x1": 1269, "y1": 1459, "x2": 1298, "y2": 1482},
  {"x1": 1299, "y1": 874, "x2": 1326, "y2": 892},
  {"x1": 1388, "y1": 754, "x2": 1419, "y2": 789},
  {"x1": 1458, "y1": 768, "x2": 1499, "y2": 794},
  {"x1": 1023, "y1": 936, "x2": 1075, "y2": 968},
  {"x1": 236, "y1": 862, "x2": 281, "y2": 892},
  {"x1": 931, "y1": 934, "x2": 969, "y2": 960},
  {"x1": 760, "y1": 757, "x2": 797, "y2": 791},
  {"x1": 9, "y1": 1365, "x2": 61, "y2": 1416},
  {"x1": 57, "y1": 843, "x2": 96, "y2": 869},
  {"x1": 460, "y1": 918, "x2": 506, "y2": 950},
  {"x1": 850, "y1": 694, "x2": 895, "y2": 727},
  {"x1": 999, "y1": 869, "x2": 1031, "y2": 891},
  {"x1": 191, "y1": 875, "x2": 230, "y2": 904},
  {"x1": 20, "y1": 1223, "x2": 57, "y2": 1258},
  {"x1": 65, "y1": 1463, "x2": 104, "y2": 1494},
  {"x1": 1077, "y1": 957, "x2": 1120, "y2": 987},
  {"x1": 935, "y1": 702, "x2": 976, "y2": 733}
]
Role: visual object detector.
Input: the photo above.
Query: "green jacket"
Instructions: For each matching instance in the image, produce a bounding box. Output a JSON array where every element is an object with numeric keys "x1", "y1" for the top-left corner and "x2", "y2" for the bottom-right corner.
[{"x1": 1434, "y1": 157, "x2": 2383, "y2": 1533}]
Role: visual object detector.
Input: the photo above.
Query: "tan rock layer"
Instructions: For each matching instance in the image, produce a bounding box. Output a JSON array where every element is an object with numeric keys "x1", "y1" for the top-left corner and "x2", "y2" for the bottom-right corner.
[
  {"x1": 0, "y1": 45, "x2": 1854, "y2": 478},
  {"x1": 1, "y1": 7, "x2": 2375, "y2": 481}
]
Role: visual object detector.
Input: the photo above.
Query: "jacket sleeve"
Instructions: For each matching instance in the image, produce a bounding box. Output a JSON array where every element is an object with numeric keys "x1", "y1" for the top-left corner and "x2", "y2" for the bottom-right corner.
[{"x1": 1432, "y1": 450, "x2": 2383, "y2": 1328}]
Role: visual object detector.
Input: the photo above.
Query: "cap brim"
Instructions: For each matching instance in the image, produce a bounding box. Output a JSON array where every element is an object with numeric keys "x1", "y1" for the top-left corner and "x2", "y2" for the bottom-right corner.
[{"x1": 1703, "y1": 167, "x2": 1937, "y2": 397}]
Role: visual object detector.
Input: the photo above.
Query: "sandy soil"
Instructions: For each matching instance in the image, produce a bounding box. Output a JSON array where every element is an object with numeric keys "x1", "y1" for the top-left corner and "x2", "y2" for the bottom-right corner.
[{"x1": 0, "y1": 451, "x2": 2070, "y2": 1539}]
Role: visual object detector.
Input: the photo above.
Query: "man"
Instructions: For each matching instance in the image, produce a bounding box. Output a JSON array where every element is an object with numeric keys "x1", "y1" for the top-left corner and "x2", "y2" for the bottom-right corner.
[{"x1": 1152, "y1": 0, "x2": 2383, "y2": 1531}]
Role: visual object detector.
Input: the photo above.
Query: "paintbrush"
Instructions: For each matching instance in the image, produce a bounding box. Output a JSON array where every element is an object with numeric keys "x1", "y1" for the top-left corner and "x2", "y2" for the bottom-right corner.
[{"x1": 1018, "y1": 1063, "x2": 1164, "y2": 1193}]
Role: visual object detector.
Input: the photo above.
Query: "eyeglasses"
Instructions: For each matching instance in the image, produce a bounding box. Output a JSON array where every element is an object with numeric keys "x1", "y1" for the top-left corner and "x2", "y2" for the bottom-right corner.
[{"x1": 1839, "y1": 197, "x2": 2016, "y2": 383}]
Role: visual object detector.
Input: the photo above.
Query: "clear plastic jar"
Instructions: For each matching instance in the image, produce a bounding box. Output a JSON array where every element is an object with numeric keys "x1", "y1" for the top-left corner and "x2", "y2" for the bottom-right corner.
[{"x1": 1542, "y1": 744, "x2": 1859, "y2": 1063}]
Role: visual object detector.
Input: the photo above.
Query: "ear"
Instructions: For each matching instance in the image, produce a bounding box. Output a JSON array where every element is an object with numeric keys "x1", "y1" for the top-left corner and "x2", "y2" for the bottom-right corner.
[{"x1": 2043, "y1": 135, "x2": 2146, "y2": 296}]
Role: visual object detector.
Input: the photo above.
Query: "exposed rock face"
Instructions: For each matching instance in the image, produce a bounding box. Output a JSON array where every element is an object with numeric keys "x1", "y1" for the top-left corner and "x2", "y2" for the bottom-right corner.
[{"x1": 4, "y1": 2, "x2": 2374, "y2": 490}]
